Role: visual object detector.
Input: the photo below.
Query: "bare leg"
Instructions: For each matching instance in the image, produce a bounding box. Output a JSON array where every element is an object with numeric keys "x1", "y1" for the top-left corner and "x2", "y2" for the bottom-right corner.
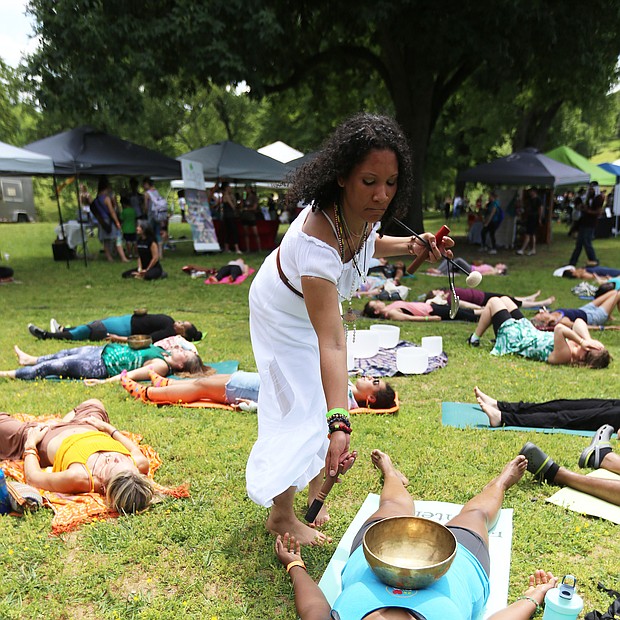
[
  {"x1": 593, "y1": 290, "x2": 620, "y2": 319},
  {"x1": 515, "y1": 290, "x2": 540, "y2": 302},
  {"x1": 554, "y1": 456, "x2": 620, "y2": 506},
  {"x1": 473, "y1": 303, "x2": 494, "y2": 338},
  {"x1": 365, "y1": 450, "x2": 412, "y2": 522},
  {"x1": 14, "y1": 345, "x2": 38, "y2": 366},
  {"x1": 0, "y1": 370, "x2": 17, "y2": 378},
  {"x1": 446, "y1": 455, "x2": 526, "y2": 545},
  {"x1": 521, "y1": 296, "x2": 555, "y2": 309},
  {"x1": 308, "y1": 469, "x2": 330, "y2": 527},
  {"x1": 266, "y1": 487, "x2": 331, "y2": 546},
  {"x1": 474, "y1": 386, "x2": 502, "y2": 427},
  {"x1": 147, "y1": 376, "x2": 229, "y2": 404}
]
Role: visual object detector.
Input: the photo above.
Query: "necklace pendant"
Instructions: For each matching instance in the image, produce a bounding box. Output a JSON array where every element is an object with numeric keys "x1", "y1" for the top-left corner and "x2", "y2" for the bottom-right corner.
[{"x1": 344, "y1": 308, "x2": 357, "y2": 323}]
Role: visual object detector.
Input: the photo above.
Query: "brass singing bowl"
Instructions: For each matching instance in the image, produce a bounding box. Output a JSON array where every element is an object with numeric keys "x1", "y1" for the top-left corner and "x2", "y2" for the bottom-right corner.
[
  {"x1": 363, "y1": 516, "x2": 457, "y2": 590},
  {"x1": 127, "y1": 334, "x2": 152, "y2": 350}
]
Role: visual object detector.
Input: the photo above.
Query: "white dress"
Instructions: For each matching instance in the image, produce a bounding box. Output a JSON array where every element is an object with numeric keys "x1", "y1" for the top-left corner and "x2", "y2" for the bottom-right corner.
[{"x1": 246, "y1": 206, "x2": 378, "y2": 506}]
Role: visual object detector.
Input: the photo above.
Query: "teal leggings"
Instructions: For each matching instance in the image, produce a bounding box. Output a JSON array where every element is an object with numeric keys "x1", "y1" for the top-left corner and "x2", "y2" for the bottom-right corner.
[{"x1": 68, "y1": 315, "x2": 132, "y2": 340}]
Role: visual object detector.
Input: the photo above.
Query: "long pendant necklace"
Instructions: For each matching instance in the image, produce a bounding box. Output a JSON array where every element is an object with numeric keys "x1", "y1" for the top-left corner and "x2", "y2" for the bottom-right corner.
[{"x1": 334, "y1": 205, "x2": 368, "y2": 333}]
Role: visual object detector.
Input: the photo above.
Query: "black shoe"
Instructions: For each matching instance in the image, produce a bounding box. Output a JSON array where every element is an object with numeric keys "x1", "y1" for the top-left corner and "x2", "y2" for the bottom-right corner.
[
  {"x1": 467, "y1": 335, "x2": 480, "y2": 347},
  {"x1": 28, "y1": 323, "x2": 48, "y2": 339}
]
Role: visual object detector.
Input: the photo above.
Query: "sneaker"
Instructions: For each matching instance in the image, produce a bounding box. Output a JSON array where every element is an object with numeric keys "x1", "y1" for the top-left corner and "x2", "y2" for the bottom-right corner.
[
  {"x1": 49, "y1": 318, "x2": 61, "y2": 333},
  {"x1": 515, "y1": 250, "x2": 524, "y2": 256},
  {"x1": 478, "y1": 246, "x2": 487, "y2": 253},
  {"x1": 526, "y1": 250, "x2": 536, "y2": 256},
  {"x1": 488, "y1": 249, "x2": 497, "y2": 255},
  {"x1": 466, "y1": 335, "x2": 480, "y2": 347},
  {"x1": 28, "y1": 323, "x2": 48, "y2": 339}
]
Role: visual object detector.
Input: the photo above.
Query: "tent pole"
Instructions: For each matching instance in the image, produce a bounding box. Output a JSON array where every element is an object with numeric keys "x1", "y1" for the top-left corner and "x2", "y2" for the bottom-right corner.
[
  {"x1": 74, "y1": 175, "x2": 88, "y2": 266},
  {"x1": 53, "y1": 174, "x2": 70, "y2": 269}
]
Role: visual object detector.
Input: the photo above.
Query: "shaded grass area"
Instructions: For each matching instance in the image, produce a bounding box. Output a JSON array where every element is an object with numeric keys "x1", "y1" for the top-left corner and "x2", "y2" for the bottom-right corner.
[{"x1": 0, "y1": 216, "x2": 619, "y2": 619}]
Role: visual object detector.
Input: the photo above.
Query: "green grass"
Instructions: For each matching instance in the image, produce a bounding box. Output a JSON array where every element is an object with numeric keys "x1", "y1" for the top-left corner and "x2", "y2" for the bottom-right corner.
[{"x1": 0, "y1": 216, "x2": 618, "y2": 619}]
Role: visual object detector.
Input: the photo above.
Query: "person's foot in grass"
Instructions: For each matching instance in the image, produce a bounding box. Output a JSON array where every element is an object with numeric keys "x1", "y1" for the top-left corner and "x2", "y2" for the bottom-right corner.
[
  {"x1": 371, "y1": 449, "x2": 409, "y2": 487},
  {"x1": 494, "y1": 454, "x2": 528, "y2": 490},
  {"x1": 120, "y1": 370, "x2": 149, "y2": 402},
  {"x1": 148, "y1": 368, "x2": 170, "y2": 387},
  {"x1": 266, "y1": 487, "x2": 332, "y2": 546},
  {"x1": 474, "y1": 386, "x2": 502, "y2": 427},
  {"x1": 14, "y1": 345, "x2": 37, "y2": 366}
]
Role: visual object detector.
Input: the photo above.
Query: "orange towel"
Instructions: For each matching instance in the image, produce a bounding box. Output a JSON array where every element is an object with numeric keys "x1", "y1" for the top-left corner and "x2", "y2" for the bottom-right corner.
[{"x1": 1, "y1": 413, "x2": 189, "y2": 535}]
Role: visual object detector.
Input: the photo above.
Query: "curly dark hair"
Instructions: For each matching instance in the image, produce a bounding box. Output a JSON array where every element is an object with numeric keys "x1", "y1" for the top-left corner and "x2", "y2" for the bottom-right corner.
[{"x1": 285, "y1": 113, "x2": 413, "y2": 226}]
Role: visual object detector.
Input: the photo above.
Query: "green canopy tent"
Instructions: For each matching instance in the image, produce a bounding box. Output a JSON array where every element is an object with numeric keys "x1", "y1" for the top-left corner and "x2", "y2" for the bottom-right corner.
[{"x1": 545, "y1": 146, "x2": 616, "y2": 186}]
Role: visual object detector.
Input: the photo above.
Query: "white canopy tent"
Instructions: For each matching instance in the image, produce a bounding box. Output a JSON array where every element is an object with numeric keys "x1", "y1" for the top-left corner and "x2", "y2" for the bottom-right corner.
[
  {"x1": 0, "y1": 140, "x2": 55, "y2": 174},
  {"x1": 257, "y1": 141, "x2": 303, "y2": 163}
]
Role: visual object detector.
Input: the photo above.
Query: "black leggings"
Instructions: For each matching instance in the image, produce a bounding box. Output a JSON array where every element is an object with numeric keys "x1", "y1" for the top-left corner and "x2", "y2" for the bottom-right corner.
[
  {"x1": 491, "y1": 308, "x2": 524, "y2": 335},
  {"x1": 499, "y1": 398, "x2": 620, "y2": 431},
  {"x1": 429, "y1": 303, "x2": 478, "y2": 322},
  {"x1": 216, "y1": 264, "x2": 243, "y2": 281}
]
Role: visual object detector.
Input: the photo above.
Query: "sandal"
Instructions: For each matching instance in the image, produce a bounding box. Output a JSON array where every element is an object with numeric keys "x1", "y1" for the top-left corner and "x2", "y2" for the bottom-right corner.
[
  {"x1": 578, "y1": 424, "x2": 614, "y2": 469},
  {"x1": 148, "y1": 368, "x2": 170, "y2": 387},
  {"x1": 519, "y1": 442, "x2": 556, "y2": 481},
  {"x1": 120, "y1": 369, "x2": 149, "y2": 402}
]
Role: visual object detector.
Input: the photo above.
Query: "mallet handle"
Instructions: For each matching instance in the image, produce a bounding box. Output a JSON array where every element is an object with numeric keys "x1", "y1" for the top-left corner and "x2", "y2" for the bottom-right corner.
[
  {"x1": 406, "y1": 225, "x2": 450, "y2": 274},
  {"x1": 304, "y1": 475, "x2": 338, "y2": 523}
]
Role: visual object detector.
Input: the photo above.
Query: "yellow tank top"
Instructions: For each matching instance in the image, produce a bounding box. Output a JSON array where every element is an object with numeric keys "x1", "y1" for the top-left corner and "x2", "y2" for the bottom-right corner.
[{"x1": 53, "y1": 431, "x2": 132, "y2": 492}]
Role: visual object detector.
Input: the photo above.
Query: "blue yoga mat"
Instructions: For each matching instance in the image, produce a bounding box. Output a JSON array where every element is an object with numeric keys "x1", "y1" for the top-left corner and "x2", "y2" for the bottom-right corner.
[{"x1": 441, "y1": 402, "x2": 596, "y2": 437}]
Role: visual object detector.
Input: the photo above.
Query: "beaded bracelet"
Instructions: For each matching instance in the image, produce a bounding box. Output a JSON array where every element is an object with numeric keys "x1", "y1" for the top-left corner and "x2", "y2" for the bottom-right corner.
[
  {"x1": 326, "y1": 407, "x2": 349, "y2": 419},
  {"x1": 516, "y1": 595, "x2": 540, "y2": 616},
  {"x1": 286, "y1": 560, "x2": 306, "y2": 574},
  {"x1": 327, "y1": 414, "x2": 351, "y2": 427},
  {"x1": 328, "y1": 421, "x2": 352, "y2": 436}
]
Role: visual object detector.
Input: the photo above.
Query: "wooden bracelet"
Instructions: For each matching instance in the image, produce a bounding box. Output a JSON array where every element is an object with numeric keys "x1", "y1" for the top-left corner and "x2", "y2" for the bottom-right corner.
[{"x1": 286, "y1": 560, "x2": 307, "y2": 574}]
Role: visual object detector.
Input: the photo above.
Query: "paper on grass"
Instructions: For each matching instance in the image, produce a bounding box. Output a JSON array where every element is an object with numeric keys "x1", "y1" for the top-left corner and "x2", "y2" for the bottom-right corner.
[
  {"x1": 318, "y1": 495, "x2": 513, "y2": 619},
  {"x1": 546, "y1": 469, "x2": 620, "y2": 524}
]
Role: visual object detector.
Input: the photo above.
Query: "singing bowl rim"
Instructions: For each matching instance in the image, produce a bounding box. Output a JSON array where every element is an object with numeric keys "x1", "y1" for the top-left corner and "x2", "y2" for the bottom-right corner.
[
  {"x1": 127, "y1": 334, "x2": 153, "y2": 349},
  {"x1": 363, "y1": 516, "x2": 457, "y2": 588}
]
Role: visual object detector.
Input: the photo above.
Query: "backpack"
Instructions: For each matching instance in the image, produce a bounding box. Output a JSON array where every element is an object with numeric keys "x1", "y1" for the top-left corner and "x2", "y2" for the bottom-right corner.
[
  {"x1": 147, "y1": 189, "x2": 169, "y2": 223},
  {"x1": 90, "y1": 195, "x2": 112, "y2": 233}
]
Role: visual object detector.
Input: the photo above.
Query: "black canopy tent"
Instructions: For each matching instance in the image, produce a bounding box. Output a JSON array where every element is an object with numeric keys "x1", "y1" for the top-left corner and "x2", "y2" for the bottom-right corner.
[
  {"x1": 457, "y1": 148, "x2": 590, "y2": 245},
  {"x1": 457, "y1": 148, "x2": 590, "y2": 187},
  {"x1": 24, "y1": 127, "x2": 182, "y2": 266},
  {"x1": 179, "y1": 140, "x2": 290, "y2": 182}
]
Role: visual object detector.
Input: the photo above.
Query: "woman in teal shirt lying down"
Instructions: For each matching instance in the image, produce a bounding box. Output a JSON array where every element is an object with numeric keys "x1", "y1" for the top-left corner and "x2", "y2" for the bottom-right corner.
[{"x1": 275, "y1": 449, "x2": 558, "y2": 620}]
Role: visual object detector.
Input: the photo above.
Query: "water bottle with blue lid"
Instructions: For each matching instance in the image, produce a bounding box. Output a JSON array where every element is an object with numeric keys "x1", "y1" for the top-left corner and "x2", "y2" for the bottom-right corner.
[
  {"x1": 0, "y1": 470, "x2": 11, "y2": 515},
  {"x1": 542, "y1": 575, "x2": 584, "y2": 620}
]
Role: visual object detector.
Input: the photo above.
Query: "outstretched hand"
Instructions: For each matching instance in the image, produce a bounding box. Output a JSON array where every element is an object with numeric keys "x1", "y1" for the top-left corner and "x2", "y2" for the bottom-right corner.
[
  {"x1": 407, "y1": 232, "x2": 455, "y2": 264},
  {"x1": 275, "y1": 533, "x2": 303, "y2": 567},
  {"x1": 83, "y1": 378, "x2": 104, "y2": 386},
  {"x1": 523, "y1": 570, "x2": 558, "y2": 604}
]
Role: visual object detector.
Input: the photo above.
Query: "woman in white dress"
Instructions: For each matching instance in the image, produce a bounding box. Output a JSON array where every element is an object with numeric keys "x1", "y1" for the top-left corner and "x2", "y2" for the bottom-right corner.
[{"x1": 247, "y1": 113, "x2": 454, "y2": 545}]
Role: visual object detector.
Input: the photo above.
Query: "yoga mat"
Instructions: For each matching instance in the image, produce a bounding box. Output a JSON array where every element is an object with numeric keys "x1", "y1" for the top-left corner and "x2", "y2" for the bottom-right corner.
[
  {"x1": 546, "y1": 470, "x2": 620, "y2": 524},
  {"x1": 319, "y1": 496, "x2": 513, "y2": 619},
  {"x1": 442, "y1": 402, "x2": 597, "y2": 437}
]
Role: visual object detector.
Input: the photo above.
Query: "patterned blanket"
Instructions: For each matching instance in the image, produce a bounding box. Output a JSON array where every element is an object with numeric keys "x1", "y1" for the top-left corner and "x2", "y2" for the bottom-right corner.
[{"x1": 0, "y1": 413, "x2": 189, "y2": 535}]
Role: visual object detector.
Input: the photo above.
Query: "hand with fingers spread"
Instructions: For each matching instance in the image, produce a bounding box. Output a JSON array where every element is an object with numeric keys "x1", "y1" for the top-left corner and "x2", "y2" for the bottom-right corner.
[
  {"x1": 275, "y1": 533, "x2": 304, "y2": 568},
  {"x1": 522, "y1": 570, "x2": 558, "y2": 607}
]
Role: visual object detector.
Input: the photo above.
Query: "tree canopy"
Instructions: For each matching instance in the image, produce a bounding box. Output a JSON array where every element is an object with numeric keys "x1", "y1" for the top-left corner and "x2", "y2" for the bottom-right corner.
[{"x1": 26, "y1": 0, "x2": 620, "y2": 228}]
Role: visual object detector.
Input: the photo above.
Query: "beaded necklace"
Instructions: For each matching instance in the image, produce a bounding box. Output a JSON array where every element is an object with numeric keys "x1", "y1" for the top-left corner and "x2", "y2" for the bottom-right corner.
[{"x1": 333, "y1": 205, "x2": 368, "y2": 333}]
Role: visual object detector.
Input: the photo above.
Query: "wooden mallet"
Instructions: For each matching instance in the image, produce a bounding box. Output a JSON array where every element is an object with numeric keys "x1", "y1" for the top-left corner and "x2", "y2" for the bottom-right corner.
[{"x1": 305, "y1": 474, "x2": 338, "y2": 523}]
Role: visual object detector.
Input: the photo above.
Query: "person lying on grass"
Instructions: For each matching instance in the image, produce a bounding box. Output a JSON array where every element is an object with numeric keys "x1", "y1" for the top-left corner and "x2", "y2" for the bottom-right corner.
[
  {"x1": 28, "y1": 312, "x2": 202, "y2": 343},
  {"x1": 531, "y1": 289, "x2": 620, "y2": 330},
  {"x1": 473, "y1": 386, "x2": 620, "y2": 432},
  {"x1": 0, "y1": 343, "x2": 207, "y2": 383},
  {"x1": 425, "y1": 287, "x2": 555, "y2": 311},
  {"x1": 0, "y1": 398, "x2": 153, "y2": 514},
  {"x1": 363, "y1": 299, "x2": 479, "y2": 322},
  {"x1": 520, "y1": 425, "x2": 620, "y2": 506},
  {"x1": 466, "y1": 296, "x2": 610, "y2": 368},
  {"x1": 120, "y1": 368, "x2": 397, "y2": 411},
  {"x1": 275, "y1": 449, "x2": 557, "y2": 620}
]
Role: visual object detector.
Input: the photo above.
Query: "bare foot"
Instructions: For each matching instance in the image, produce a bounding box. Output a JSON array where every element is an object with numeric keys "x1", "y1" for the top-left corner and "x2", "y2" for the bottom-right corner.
[
  {"x1": 522, "y1": 290, "x2": 541, "y2": 301},
  {"x1": 474, "y1": 386, "x2": 502, "y2": 427},
  {"x1": 309, "y1": 503, "x2": 330, "y2": 528},
  {"x1": 14, "y1": 345, "x2": 37, "y2": 366},
  {"x1": 266, "y1": 511, "x2": 331, "y2": 546},
  {"x1": 371, "y1": 449, "x2": 409, "y2": 486},
  {"x1": 495, "y1": 455, "x2": 527, "y2": 490}
]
